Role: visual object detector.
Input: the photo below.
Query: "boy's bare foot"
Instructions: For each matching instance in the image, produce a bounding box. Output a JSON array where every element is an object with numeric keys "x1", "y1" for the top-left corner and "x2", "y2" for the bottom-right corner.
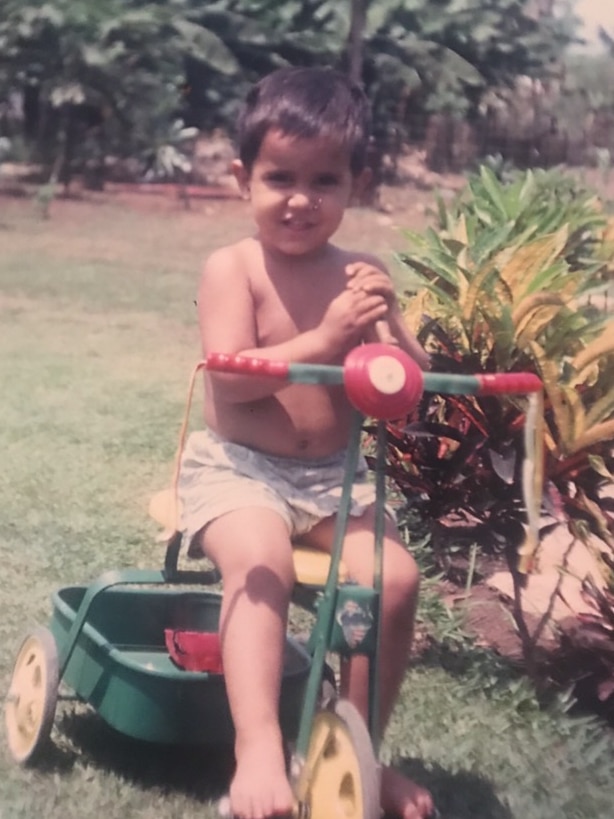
[
  {"x1": 227, "y1": 735, "x2": 294, "y2": 819},
  {"x1": 381, "y1": 765, "x2": 435, "y2": 819}
]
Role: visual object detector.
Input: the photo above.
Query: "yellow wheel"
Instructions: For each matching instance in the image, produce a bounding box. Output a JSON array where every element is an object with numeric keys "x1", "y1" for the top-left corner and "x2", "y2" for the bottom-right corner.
[
  {"x1": 293, "y1": 699, "x2": 380, "y2": 819},
  {"x1": 5, "y1": 627, "x2": 59, "y2": 764}
]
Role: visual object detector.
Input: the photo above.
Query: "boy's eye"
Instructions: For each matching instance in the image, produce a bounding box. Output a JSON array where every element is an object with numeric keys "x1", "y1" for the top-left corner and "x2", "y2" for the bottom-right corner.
[
  {"x1": 261, "y1": 170, "x2": 341, "y2": 189},
  {"x1": 315, "y1": 174, "x2": 340, "y2": 187},
  {"x1": 264, "y1": 171, "x2": 293, "y2": 186}
]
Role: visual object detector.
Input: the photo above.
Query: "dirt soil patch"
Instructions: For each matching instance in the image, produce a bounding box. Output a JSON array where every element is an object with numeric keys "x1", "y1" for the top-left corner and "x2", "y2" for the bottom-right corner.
[{"x1": 423, "y1": 543, "x2": 614, "y2": 726}]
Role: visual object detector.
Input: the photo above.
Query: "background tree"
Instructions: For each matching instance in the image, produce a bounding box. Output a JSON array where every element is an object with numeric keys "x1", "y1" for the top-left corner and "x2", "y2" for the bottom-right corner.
[
  {"x1": 358, "y1": 0, "x2": 575, "y2": 175},
  {"x1": 0, "y1": 0, "x2": 585, "y2": 186},
  {"x1": 0, "y1": 0, "x2": 240, "y2": 185},
  {"x1": 557, "y1": 50, "x2": 614, "y2": 167},
  {"x1": 177, "y1": 0, "x2": 341, "y2": 135}
]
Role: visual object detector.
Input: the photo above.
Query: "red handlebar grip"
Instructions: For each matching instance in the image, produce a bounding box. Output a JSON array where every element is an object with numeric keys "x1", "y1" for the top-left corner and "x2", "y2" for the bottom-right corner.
[
  {"x1": 477, "y1": 373, "x2": 543, "y2": 395},
  {"x1": 205, "y1": 352, "x2": 290, "y2": 379}
]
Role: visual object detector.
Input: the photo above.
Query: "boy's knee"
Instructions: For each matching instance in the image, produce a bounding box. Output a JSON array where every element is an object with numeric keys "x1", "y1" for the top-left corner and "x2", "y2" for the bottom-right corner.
[
  {"x1": 233, "y1": 539, "x2": 296, "y2": 586},
  {"x1": 244, "y1": 562, "x2": 296, "y2": 603},
  {"x1": 204, "y1": 512, "x2": 295, "y2": 583},
  {"x1": 385, "y1": 548, "x2": 420, "y2": 604}
]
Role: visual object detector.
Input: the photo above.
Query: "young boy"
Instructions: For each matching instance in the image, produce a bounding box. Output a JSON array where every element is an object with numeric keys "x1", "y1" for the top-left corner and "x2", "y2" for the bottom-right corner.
[{"x1": 178, "y1": 66, "x2": 434, "y2": 819}]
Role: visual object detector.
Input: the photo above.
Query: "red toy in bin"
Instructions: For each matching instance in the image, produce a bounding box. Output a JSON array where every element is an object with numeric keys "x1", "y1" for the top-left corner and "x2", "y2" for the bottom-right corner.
[{"x1": 165, "y1": 629, "x2": 224, "y2": 673}]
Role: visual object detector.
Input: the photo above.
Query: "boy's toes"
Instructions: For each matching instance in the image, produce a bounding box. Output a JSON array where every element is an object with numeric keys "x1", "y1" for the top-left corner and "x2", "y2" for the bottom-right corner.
[
  {"x1": 381, "y1": 764, "x2": 435, "y2": 819},
  {"x1": 218, "y1": 796, "x2": 232, "y2": 818},
  {"x1": 218, "y1": 788, "x2": 295, "y2": 818}
]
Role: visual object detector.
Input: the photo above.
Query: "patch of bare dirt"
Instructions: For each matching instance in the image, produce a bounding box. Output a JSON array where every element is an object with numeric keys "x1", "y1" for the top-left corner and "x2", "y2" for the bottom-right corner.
[
  {"x1": 431, "y1": 552, "x2": 553, "y2": 663},
  {"x1": 421, "y1": 540, "x2": 614, "y2": 725}
]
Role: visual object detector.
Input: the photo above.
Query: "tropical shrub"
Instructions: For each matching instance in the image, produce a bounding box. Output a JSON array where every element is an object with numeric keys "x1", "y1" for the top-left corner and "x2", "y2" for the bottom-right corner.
[
  {"x1": 383, "y1": 165, "x2": 614, "y2": 682},
  {"x1": 389, "y1": 167, "x2": 614, "y2": 576}
]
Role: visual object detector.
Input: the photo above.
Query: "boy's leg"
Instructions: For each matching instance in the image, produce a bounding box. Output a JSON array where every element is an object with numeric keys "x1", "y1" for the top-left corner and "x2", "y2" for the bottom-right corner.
[
  {"x1": 199, "y1": 507, "x2": 296, "y2": 819},
  {"x1": 303, "y1": 508, "x2": 434, "y2": 819}
]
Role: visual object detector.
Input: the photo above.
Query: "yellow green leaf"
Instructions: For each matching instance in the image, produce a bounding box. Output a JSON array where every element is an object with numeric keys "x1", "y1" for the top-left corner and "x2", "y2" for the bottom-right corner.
[
  {"x1": 512, "y1": 292, "x2": 565, "y2": 327},
  {"x1": 498, "y1": 227, "x2": 568, "y2": 301},
  {"x1": 573, "y1": 321, "x2": 614, "y2": 375},
  {"x1": 516, "y1": 306, "x2": 564, "y2": 349},
  {"x1": 528, "y1": 341, "x2": 580, "y2": 453},
  {"x1": 585, "y1": 385, "x2": 614, "y2": 428},
  {"x1": 461, "y1": 261, "x2": 501, "y2": 323},
  {"x1": 513, "y1": 293, "x2": 566, "y2": 347},
  {"x1": 575, "y1": 490, "x2": 614, "y2": 549},
  {"x1": 403, "y1": 290, "x2": 431, "y2": 335},
  {"x1": 451, "y1": 212, "x2": 468, "y2": 246},
  {"x1": 569, "y1": 419, "x2": 614, "y2": 453}
]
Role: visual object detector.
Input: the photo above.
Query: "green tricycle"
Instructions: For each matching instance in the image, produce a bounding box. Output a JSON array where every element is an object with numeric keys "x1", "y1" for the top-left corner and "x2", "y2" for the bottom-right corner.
[{"x1": 5, "y1": 342, "x2": 543, "y2": 819}]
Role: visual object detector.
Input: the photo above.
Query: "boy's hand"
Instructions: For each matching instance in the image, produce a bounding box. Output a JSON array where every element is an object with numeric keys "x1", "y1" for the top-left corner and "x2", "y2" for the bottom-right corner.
[
  {"x1": 345, "y1": 261, "x2": 397, "y2": 307},
  {"x1": 318, "y1": 280, "x2": 389, "y2": 351},
  {"x1": 346, "y1": 261, "x2": 402, "y2": 345},
  {"x1": 346, "y1": 261, "x2": 431, "y2": 370}
]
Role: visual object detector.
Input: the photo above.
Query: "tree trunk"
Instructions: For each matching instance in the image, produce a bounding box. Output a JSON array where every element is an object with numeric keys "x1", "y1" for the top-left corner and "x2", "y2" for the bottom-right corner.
[{"x1": 348, "y1": 0, "x2": 367, "y2": 84}]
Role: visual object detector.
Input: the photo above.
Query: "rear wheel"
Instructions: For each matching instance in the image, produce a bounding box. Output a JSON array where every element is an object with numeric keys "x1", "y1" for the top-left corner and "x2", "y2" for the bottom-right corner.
[
  {"x1": 5, "y1": 627, "x2": 59, "y2": 764},
  {"x1": 293, "y1": 698, "x2": 380, "y2": 819}
]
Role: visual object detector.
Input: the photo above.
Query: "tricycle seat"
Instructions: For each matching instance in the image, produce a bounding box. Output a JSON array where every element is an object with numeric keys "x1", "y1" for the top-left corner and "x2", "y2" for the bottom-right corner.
[{"x1": 291, "y1": 544, "x2": 349, "y2": 586}]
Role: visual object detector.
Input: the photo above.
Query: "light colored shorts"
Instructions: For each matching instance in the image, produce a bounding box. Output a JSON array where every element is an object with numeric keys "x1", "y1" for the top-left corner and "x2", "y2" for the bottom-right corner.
[{"x1": 177, "y1": 428, "x2": 378, "y2": 552}]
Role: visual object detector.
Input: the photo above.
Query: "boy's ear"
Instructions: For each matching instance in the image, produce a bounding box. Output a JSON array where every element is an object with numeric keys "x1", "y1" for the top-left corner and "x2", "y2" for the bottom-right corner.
[
  {"x1": 231, "y1": 159, "x2": 250, "y2": 199},
  {"x1": 351, "y1": 167, "x2": 373, "y2": 206}
]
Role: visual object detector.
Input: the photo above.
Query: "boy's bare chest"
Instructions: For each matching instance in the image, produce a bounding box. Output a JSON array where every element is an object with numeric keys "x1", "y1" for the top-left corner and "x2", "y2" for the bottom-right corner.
[{"x1": 251, "y1": 266, "x2": 345, "y2": 342}]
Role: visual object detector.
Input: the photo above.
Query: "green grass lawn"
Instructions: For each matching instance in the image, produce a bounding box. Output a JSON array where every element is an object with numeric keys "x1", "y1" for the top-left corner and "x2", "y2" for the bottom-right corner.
[{"x1": 1, "y1": 192, "x2": 613, "y2": 819}]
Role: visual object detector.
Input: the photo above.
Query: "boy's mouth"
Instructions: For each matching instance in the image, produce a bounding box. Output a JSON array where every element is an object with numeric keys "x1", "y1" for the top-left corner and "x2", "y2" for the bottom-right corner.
[{"x1": 282, "y1": 217, "x2": 316, "y2": 231}]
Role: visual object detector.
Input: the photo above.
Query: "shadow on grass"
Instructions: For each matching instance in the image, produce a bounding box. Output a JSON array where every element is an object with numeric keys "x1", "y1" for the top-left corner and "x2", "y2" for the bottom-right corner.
[
  {"x1": 389, "y1": 757, "x2": 513, "y2": 819},
  {"x1": 55, "y1": 708, "x2": 234, "y2": 801},
  {"x1": 49, "y1": 708, "x2": 512, "y2": 818}
]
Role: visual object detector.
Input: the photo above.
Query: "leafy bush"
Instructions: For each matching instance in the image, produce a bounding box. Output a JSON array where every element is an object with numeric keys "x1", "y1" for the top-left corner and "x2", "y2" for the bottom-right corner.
[{"x1": 391, "y1": 167, "x2": 614, "y2": 578}]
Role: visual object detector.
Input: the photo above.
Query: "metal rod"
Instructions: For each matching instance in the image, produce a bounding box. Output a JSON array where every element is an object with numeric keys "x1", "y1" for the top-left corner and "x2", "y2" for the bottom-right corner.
[
  {"x1": 369, "y1": 420, "x2": 387, "y2": 752},
  {"x1": 295, "y1": 410, "x2": 364, "y2": 759}
]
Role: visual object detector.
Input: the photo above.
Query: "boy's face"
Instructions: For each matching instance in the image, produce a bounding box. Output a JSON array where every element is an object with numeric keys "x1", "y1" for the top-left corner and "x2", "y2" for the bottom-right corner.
[{"x1": 232, "y1": 129, "x2": 369, "y2": 258}]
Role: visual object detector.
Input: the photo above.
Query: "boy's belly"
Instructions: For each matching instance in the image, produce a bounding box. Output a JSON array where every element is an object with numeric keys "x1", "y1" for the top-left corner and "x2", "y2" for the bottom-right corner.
[{"x1": 204, "y1": 385, "x2": 354, "y2": 459}]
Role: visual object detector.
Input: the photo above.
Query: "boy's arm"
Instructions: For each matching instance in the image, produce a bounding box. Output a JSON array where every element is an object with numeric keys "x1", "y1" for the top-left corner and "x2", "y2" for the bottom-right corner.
[
  {"x1": 377, "y1": 310, "x2": 431, "y2": 371},
  {"x1": 199, "y1": 247, "x2": 390, "y2": 403},
  {"x1": 346, "y1": 259, "x2": 431, "y2": 371}
]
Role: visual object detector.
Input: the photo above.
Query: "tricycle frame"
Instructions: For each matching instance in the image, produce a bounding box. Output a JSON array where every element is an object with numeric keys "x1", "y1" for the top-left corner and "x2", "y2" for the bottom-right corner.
[{"x1": 6, "y1": 342, "x2": 544, "y2": 819}]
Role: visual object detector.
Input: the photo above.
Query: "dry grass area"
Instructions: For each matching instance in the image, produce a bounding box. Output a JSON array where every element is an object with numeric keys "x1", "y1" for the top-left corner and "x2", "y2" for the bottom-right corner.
[{"x1": 0, "y1": 181, "x2": 435, "y2": 255}]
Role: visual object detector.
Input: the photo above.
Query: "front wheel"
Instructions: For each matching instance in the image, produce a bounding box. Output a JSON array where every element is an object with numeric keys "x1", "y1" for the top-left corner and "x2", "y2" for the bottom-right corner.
[
  {"x1": 292, "y1": 698, "x2": 380, "y2": 819},
  {"x1": 5, "y1": 627, "x2": 59, "y2": 764}
]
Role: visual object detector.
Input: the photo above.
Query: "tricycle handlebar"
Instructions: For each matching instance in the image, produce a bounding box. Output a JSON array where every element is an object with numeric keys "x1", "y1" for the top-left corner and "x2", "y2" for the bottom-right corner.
[{"x1": 205, "y1": 345, "x2": 542, "y2": 420}]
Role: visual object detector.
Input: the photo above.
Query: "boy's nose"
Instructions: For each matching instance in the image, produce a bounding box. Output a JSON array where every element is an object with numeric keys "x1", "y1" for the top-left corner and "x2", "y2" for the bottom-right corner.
[{"x1": 287, "y1": 190, "x2": 314, "y2": 209}]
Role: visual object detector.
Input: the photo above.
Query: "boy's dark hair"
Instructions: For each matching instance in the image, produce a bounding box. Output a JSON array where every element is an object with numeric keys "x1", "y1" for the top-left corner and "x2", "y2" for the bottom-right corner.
[{"x1": 237, "y1": 66, "x2": 371, "y2": 176}]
